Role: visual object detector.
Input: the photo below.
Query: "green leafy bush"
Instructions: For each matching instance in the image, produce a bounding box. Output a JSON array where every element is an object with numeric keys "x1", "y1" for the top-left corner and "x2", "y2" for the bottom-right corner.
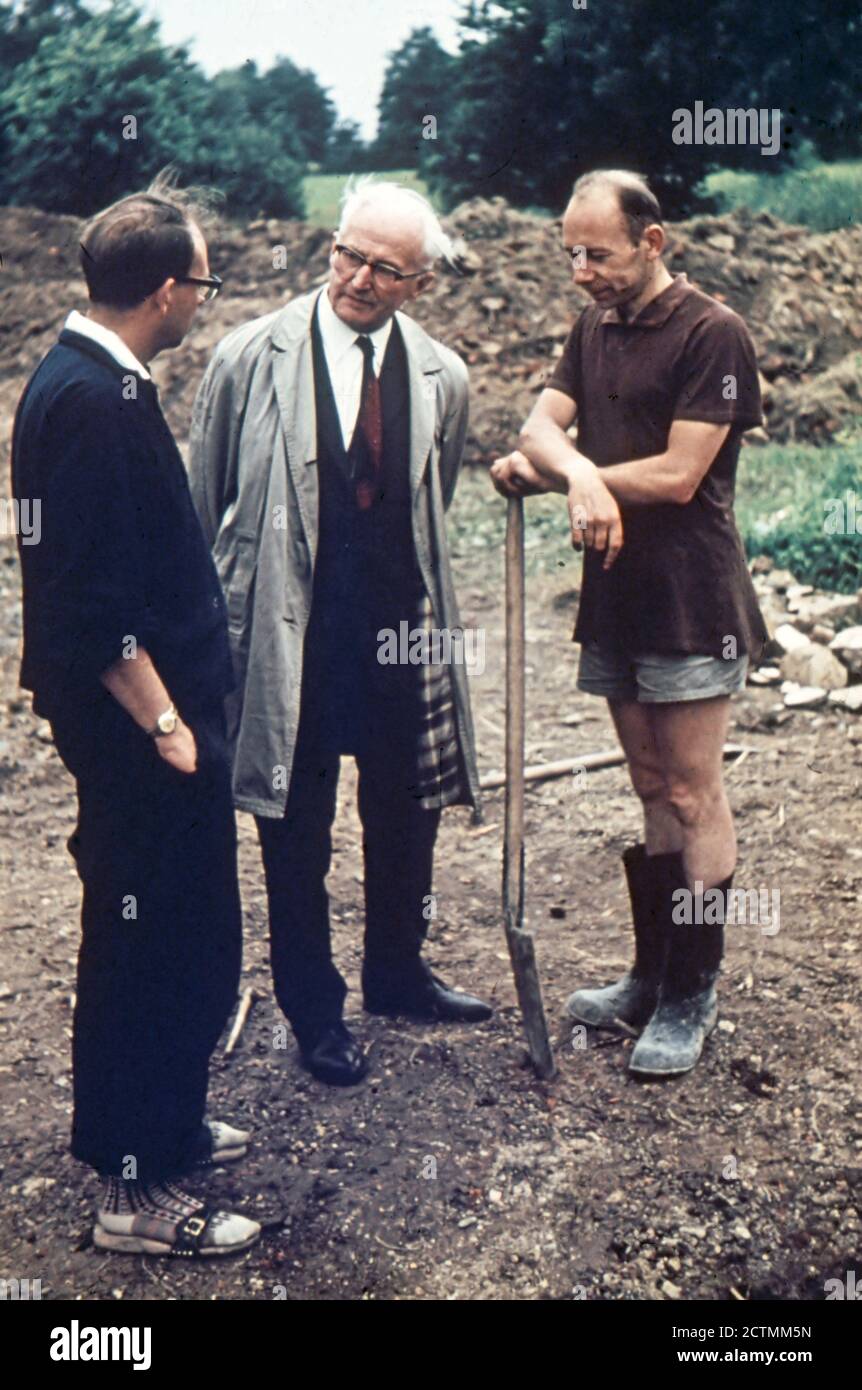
[
  {"x1": 736, "y1": 443, "x2": 861, "y2": 592},
  {"x1": 0, "y1": 0, "x2": 306, "y2": 218}
]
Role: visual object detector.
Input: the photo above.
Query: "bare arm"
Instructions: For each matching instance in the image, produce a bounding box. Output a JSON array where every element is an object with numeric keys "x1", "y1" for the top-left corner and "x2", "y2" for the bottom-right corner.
[
  {"x1": 518, "y1": 388, "x2": 594, "y2": 490},
  {"x1": 490, "y1": 389, "x2": 624, "y2": 569},
  {"x1": 600, "y1": 421, "x2": 732, "y2": 505},
  {"x1": 101, "y1": 648, "x2": 197, "y2": 774}
]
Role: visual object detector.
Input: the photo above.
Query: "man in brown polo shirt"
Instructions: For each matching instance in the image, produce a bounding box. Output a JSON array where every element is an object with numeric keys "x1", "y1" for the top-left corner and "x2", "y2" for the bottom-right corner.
[{"x1": 492, "y1": 169, "x2": 766, "y2": 1077}]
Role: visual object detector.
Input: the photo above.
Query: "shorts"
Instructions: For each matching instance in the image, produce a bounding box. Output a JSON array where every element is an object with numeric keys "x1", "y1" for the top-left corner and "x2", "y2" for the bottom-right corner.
[{"x1": 576, "y1": 642, "x2": 749, "y2": 703}]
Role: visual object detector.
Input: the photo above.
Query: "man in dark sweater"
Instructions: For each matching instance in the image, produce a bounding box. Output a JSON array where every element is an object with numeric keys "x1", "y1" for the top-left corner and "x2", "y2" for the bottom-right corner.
[
  {"x1": 492, "y1": 170, "x2": 767, "y2": 1078},
  {"x1": 11, "y1": 175, "x2": 260, "y2": 1257}
]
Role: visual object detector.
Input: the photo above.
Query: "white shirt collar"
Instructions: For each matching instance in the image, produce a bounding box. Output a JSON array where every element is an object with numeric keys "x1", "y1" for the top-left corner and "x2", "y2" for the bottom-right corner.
[
  {"x1": 65, "y1": 309, "x2": 152, "y2": 380},
  {"x1": 315, "y1": 286, "x2": 393, "y2": 372}
]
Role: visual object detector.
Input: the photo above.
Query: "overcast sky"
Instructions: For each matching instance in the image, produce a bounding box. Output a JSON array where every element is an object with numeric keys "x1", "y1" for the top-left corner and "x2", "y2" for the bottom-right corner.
[{"x1": 145, "y1": 0, "x2": 465, "y2": 139}]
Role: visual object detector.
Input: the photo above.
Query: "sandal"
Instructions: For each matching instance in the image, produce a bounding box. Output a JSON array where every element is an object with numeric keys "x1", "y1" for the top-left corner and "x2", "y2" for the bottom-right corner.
[{"x1": 93, "y1": 1205, "x2": 261, "y2": 1258}]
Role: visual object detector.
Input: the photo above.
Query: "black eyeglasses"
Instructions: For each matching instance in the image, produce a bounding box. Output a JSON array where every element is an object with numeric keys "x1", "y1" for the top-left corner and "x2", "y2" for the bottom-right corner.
[
  {"x1": 333, "y1": 244, "x2": 428, "y2": 288},
  {"x1": 175, "y1": 273, "x2": 223, "y2": 302}
]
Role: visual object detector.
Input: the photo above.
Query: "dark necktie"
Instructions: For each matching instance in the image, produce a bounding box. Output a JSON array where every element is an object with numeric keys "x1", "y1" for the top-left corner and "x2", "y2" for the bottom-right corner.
[{"x1": 351, "y1": 334, "x2": 383, "y2": 510}]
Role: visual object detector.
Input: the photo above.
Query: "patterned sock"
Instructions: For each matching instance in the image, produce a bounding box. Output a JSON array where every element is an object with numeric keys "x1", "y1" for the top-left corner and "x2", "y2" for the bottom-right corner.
[{"x1": 98, "y1": 1176, "x2": 202, "y2": 1221}]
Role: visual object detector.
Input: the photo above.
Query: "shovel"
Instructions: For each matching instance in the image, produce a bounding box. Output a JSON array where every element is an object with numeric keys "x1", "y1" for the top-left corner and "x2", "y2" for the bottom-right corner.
[{"x1": 502, "y1": 496, "x2": 556, "y2": 1079}]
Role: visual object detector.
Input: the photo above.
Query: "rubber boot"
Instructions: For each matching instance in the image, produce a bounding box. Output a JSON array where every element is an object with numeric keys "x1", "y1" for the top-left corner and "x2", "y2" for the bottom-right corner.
[
  {"x1": 629, "y1": 853, "x2": 729, "y2": 1077},
  {"x1": 565, "y1": 845, "x2": 671, "y2": 1033}
]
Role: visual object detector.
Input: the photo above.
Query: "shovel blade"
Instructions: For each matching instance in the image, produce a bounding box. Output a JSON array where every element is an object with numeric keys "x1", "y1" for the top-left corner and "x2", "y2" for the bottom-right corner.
[{"x1": 505, "y1": 915, "x2": 556, "y2": 1080}]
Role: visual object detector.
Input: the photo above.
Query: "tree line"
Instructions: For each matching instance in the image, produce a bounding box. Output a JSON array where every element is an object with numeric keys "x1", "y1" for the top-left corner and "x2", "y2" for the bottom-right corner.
[
  {"x1": 1, "y1": 0, "x2": 859, "y2": 221},
  {"x1": 0, "y1": 0, "x2": 353, "y2": 217}
]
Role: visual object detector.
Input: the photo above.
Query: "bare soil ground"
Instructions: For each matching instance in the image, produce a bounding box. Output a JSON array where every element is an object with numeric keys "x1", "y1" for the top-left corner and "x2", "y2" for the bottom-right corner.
[{"x1": 1, "y1": 484, "x2": 861, "y2": 1301}]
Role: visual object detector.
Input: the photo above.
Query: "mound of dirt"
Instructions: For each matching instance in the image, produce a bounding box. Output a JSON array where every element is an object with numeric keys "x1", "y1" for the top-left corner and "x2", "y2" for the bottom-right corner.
[
  {"x1": 1, "y1": 198, "x2": 861, "y2": 458},
  {"x1": 766, "y1": 350, "x2": 862, "y2": 444}
]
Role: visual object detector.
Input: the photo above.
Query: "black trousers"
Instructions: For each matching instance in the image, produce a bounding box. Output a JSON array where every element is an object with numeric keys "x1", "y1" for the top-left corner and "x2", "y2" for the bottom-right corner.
[
  {"x1": 50, "y1": 697, "x2": 242, "y2": 1182},
  {"x1": 255, "y1": 706, "x2": 441, "y2": 1047}
]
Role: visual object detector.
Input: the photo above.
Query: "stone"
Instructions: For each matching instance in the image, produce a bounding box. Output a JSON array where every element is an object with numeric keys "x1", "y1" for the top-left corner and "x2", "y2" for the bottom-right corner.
[
  {"x1": 22, "y1": 1175, "x2": 57, "y2": 1197},
  {"x1": 766, "y1": 569, "x2": 798, "y2": 591},
  {"x1": 748, "y1": 666, "x2": 781, "y2": 685},
  {"x1": 706, "y1": 233, "x2": 736, "y2": 254},
  {"x1": 758, "y1": 599, "x2": 786, "y2": 639},
  {"x1": 810, "y1": 624, "x2": 836, "y2": 644},
  {"x1": 829, "y1": 625, "x2": 862, "y2": 678},
  {"x1": 780, "y1": 643, "x2": 848, "y2": 690},
  {"x1": 774, "y1": 623, "x2": 810, "y2": 653},
  {"x1": 828, "y1": 686, "x2": 862, "y2": 712},
  {"x1": 794, "y1": 593, "x2": 859, "y2": 629},
  {"x1": 783, "y1": 684, "x2": 827, "y2": 708}
]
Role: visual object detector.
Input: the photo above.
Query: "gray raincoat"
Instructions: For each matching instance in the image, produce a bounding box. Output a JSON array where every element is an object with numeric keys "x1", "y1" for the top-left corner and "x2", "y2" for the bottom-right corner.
[{"x1": 187, "y1": 287, "x2": 481, "y2": 819}]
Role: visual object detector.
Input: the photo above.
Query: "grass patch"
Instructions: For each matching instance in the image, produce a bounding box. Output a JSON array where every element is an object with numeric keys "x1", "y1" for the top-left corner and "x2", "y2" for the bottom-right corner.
[
  {"x1": 305, "y1": 161, "x2": 861, "y2": 232},
  {"x1": 449, "y1": 442, "x2": 861, "y2": 593},
  {"x1": 702, "y1": 159, "x2": 862, "y2": 231},
  {"x1": 302, "y1": 170, "x2": 432, "y2": 229},
  {"x1": 735, "y1": 440, "x2": 861, "y2": 593}
]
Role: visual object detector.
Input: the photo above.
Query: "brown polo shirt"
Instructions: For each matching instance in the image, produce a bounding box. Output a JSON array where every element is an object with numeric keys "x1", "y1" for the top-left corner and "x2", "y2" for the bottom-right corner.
[{"x1": 547, "y1": 273, "x2": 768, "y2": 661}]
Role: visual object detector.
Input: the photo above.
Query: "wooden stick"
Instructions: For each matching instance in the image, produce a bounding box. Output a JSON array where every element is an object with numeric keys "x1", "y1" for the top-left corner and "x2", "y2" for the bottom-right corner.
[
  {"x1": 503, "y1": 495, "x2": 526, "y2": 923},
  {"x1": 725, "y1": 747, "x2": 750, "y2": 774},
  {"x1": 224, "y1": 987, "x2": 258, "y2": 1055},
  {"x1": 503, "y1": 497, "x2": 555, "y2": 1080},
  {"x1": 482, "y1": 743, "x2": 749, "y2": 791}
]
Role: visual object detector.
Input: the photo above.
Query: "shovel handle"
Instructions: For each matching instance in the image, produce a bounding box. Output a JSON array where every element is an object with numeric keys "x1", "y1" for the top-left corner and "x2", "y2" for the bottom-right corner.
[
  {"x1": 503, "y1": 495, "x2": 525, "y2": 922},
  {"x1": 501, "y1": 495, "x2": 556, "y2": 1080}
]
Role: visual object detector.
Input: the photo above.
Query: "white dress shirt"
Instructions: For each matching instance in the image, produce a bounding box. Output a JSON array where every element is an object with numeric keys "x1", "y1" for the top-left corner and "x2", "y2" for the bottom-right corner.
[
  {"x1": 315, "y1": 288, "x2": 392, "y2": 450},
  {"x1": 65, "y1": 309, "x2": 151, "y2": 380}
]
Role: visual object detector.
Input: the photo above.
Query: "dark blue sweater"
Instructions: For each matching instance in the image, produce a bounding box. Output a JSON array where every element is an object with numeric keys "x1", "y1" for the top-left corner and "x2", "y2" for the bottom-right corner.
[{"x1": 11, "y1": 329, "x2": 234, "y2": 721}]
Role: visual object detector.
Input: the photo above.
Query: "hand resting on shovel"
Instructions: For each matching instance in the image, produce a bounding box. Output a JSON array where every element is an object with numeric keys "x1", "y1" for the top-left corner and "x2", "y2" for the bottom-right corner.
[{"x1": 490, "y1": 447, "x2": 624, "y2": 570}]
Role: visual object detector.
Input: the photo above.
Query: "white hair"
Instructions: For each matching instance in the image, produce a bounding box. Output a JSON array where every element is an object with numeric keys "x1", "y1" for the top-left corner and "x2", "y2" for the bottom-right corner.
[{"x1": 336, "y1": 177, "x2": 454, "y2": 268}]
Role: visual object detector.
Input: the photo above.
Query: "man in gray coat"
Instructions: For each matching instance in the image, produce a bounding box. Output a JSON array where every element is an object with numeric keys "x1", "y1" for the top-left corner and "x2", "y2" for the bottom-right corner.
[{"x1": 189, "y1": 181, "x2": 492, "y2": 1086}]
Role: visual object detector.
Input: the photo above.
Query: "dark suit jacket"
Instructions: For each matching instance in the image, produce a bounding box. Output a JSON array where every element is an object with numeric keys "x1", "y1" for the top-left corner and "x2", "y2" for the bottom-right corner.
[{"x1": 11, "y1": 329, "x2": 233, "y2": 722}]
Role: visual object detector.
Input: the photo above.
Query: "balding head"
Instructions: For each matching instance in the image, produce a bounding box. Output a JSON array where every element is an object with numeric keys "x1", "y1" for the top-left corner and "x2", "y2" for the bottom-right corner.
[
  {"x1": 568, "y1": 170, "x2": 663, "y2": 246},
  {"x1": 561, "y1": 169, "x2": 672, "y2": 321}
]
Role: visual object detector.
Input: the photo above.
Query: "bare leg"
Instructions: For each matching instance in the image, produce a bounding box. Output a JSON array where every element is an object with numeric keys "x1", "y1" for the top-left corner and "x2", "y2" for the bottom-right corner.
[
  {"x1": 604, "y1": 696, "x2": 733, "y2": 1076},
  {"x1": 647, "y1": 696, "x2": 735, "y2": 890},
  {"x1": 608, "y1": 699, "x2": 682, "y2": 855}
]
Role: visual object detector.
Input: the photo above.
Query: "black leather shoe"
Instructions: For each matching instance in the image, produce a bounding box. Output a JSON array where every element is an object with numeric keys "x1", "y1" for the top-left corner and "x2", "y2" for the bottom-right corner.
[
  {"x1": 364, "y1": 972, "x2": 493, "y2": 1023},
  {"x1": 298, "y1": 1024, "x2": 369, "y2": 1086}
]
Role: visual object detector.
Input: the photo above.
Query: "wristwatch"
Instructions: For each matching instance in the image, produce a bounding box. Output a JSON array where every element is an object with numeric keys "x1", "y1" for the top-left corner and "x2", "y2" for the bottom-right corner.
[{"x1": 147, "y1": 703, "x2": 179, "y2": 738}]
